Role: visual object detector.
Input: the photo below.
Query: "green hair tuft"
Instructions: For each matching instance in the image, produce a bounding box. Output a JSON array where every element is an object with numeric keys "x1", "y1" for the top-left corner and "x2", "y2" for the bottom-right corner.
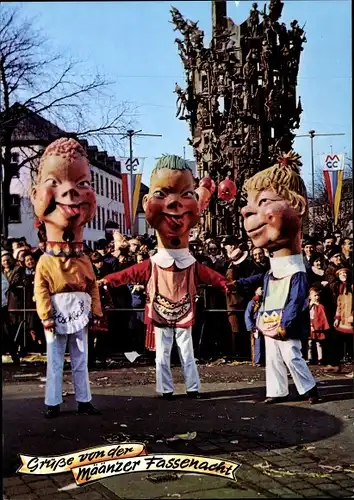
[{"x1": 152, "y1": 154, "x2": 192, "y2": 175}]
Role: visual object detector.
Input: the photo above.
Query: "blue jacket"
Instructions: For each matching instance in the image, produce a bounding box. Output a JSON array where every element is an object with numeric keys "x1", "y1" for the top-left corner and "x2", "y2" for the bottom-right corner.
[
  {"x1": 244, "y1": 298, "x2": 258, "y2": 332},
  {"x1": 2, "y1": 273, "x2": 8, "y2": 308},
  {"x1": 238, "y1": 272, "x2": 310, "y2": 342}
]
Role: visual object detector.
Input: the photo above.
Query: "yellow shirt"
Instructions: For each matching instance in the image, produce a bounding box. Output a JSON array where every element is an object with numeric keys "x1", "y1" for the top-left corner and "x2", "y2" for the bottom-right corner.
[{"x1": 34, "y1": 254, "x2": 103, "y2": 321}]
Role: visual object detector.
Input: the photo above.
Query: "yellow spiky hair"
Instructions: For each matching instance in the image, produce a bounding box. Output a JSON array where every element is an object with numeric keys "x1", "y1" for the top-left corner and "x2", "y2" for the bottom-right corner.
[{"x1": 243, "y1": 151, "x2": 307, "y2": 210}]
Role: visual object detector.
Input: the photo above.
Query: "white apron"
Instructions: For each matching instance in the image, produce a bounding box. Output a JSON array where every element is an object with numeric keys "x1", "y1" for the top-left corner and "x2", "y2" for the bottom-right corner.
[{"x1": 51, "y1": 292, "x2": 91, "y2": 334}]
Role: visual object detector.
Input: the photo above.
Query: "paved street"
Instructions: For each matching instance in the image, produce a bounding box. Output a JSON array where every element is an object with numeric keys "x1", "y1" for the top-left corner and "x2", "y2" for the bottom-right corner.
[{"x1": 3, "y1": 361, "x2": 354, "y2": 499}]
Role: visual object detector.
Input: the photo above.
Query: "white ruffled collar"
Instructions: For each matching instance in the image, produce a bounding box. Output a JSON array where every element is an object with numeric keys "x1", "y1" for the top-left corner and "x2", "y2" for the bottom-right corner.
[
  {"x1": 229, "y1": 251, "x2": 248, "y2": 266},
  {"x1": 150, "y1": 248, "x2": 196, "y2": 269},
  {"x1": 270, "y1": 253, "x2": 306, "y2": 279},
  {"x1": 312, "y1": 266, "x2": 324, "y2": 276}
]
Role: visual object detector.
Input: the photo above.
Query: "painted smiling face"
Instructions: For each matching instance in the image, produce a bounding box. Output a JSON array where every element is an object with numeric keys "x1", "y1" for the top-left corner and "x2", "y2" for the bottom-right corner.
[
  {"x1": 241, "y1": 152, "x2": 307, "y2": 257},
  {"x1": 241, "y1": 189, "x2": 305, "y2": 256},
  {"x1": 31, "y1": 138, "x2": 96, "y2": 242},
  {"x1": 143, "y1": 167, "x2": 200, "y2": 249}
]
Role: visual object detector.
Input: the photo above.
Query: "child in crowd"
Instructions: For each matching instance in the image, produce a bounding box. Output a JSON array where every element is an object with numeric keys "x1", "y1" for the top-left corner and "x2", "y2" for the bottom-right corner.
[
  {"x1": 308, "y1": 286, "x2": 329, "y2": 365},
  {"x1": 244, "y1": 287, "x2": 264, "y2": 366}
]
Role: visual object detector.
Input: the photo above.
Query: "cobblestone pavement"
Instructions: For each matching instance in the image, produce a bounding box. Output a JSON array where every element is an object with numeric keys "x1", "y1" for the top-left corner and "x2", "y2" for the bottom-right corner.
[{"x1": 3, "y1": 362, "x2": 354, "y2": 499}]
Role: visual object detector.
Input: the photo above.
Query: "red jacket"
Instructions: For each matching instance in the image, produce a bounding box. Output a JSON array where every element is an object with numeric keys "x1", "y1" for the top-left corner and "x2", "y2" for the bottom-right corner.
[{"x1": 310, "y1": 303, "x2": 330, "y2": 340}]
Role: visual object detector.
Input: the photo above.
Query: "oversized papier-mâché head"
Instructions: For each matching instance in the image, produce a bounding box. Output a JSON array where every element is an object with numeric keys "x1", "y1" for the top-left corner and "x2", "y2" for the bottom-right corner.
[
  {"x1": 142, "y1": 155, "x2": 213, "y2": 249},
  {"x1": 241, "y1": 151, "x2": 307, "y2": 257},
  {"x1": 31, "y1": 138, "x2": 96, "y2": 242}
]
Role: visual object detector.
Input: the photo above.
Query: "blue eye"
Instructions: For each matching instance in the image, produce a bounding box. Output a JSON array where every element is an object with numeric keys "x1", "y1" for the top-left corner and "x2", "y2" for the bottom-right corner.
[{"x1": 183, "y1": 191, "x2": 195, "y2": 198}]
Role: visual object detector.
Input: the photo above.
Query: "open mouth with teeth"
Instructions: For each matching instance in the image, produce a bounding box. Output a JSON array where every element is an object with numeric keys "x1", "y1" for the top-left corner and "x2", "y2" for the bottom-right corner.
[{"x1": 247, "y1": 223, "x2": 267, "y2": 235}]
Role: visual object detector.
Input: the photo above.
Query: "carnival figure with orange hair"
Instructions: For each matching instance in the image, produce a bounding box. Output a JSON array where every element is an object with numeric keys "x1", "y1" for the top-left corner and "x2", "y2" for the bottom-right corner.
[
  {"x1": 237, "y1": 152, "x2": 319, "y2": 404},
  {"x1": 31, "y1": 137, "x2": 102, "y2": 418}
]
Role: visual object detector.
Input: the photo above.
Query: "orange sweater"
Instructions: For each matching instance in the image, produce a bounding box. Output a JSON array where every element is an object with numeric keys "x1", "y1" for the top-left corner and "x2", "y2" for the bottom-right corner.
[{"x1": 34, "y1": 254, "x2": 102, "y2": 322}]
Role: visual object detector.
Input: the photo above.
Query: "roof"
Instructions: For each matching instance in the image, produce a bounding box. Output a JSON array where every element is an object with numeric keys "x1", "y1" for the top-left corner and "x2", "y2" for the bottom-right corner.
[{"x1": 1, "y1": 103, "x2": 69, "y2": 144}]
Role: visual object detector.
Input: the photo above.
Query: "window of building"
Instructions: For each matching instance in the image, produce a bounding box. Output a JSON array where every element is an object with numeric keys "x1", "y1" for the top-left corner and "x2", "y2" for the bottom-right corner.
[
  {"x1": 11, "y1": 152, "x2": 20, "y2": 163},
  {"x1": 97, "y1": 206, "x2": 101, "y2": 230},
  {"x1": 100, "y1": 175, "x2": 104, "y2": 195},
  {"x1": 118, "y1": 184, "x2": 122, "y2": 203},
  {"x1": 88, "y1": 219, "x2": 91, "y2": 229},
  {"x1": 119, "y1": 213, "x2": 122, "y2": 231},
  {"x1": 8, "y1": 194, "x2": 21, "y2": 223},
  {"x1": 106, "y1": 178, "x2": 109, "y2": 198},
  {"x1": 107, "y1": 209, "x2": 110, "y2": 221},
  {"x1": 110, "y1": 180, "x2": 114, "y2": 200},
  {"x1": 95, "y1": 173, "x2": 99, "y2": 194},
  {"x1": 92, "y1": 214, "x2": 96, "y2": 230},
  {"x1": 102, "y1": 207, "x2": 105, "y2": 228},
  {"x1": 114, "y1": 182, "x2": 117, "y2": 201},
  {"x1": 91, "y1": 171, "x2": 95, "y2": 190}
]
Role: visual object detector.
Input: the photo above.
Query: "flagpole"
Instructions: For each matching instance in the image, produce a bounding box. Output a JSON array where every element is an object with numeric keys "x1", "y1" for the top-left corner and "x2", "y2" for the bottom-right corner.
[
  {"x1": 128, "y1": 130, "x2": 135, "y2": 236},
  {"x1": 295, "y1": 130, "x2": 345, "y2": 225},
  {"x1": 110, "y1": 130, "x2": 162, "y2": 235}
]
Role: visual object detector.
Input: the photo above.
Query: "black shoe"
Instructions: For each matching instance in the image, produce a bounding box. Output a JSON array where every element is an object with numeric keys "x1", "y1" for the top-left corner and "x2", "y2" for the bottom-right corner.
[
  {"x1": 306, "y1": 385, "x2": 320, "y2": 404},
  {"x1": 11, "y1": 354, "x2": 20, "y2": 366},
  {"x1": 77, "y1": 402, "x2": 101, "y2": 415},
  {"x1": 264, "y1": 396, "x2": 289, "y2": 404},
  {"x1": 186, "y1": 391, "x2": 202, "y2": 399},
  {"x1": 45, "y1": 405, "x2": 60, "y2": 419},
  {"x1": 161, "y1": 392, "x2": 174, "y2": 400}
]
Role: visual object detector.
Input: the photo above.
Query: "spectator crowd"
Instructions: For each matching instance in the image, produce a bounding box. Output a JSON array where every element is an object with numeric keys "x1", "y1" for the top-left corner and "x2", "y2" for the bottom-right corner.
[{"x1": 1, "y1": 231, "x2": 353, "y2": 374}]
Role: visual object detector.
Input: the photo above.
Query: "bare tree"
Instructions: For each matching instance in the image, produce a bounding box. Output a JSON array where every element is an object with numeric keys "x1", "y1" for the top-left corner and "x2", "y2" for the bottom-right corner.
[{"x1": 0, "y1": 4, "x2": 137, "y2": 236}]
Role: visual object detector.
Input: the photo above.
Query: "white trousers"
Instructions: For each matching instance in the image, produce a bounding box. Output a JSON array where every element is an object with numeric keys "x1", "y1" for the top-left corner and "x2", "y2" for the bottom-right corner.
[
  {"x1": 265, "y1": 337, "x2": 316, "y2": 397},
  {"x1": 44, "y1": 326, "x2": 91, "y2": 406},
  {"x1": 154, "y1": 326, "x2": 200, "y2": 394}
]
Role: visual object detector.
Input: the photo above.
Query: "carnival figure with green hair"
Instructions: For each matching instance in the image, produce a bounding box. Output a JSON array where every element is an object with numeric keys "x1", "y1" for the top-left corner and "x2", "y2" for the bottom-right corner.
[{"x1": 101, "y1": 155, "x2": 231, "y2": 399}]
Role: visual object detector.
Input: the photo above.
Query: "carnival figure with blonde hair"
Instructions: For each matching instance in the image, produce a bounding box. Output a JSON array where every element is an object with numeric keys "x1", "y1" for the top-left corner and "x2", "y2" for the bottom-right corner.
[
  {"x1": 237, "y1": 152, "x2": 319, "y2": 404},
  {"x1": 31, "y1": 137, "x2": 102, "y2": 418},
  {"x1": 100, "y1": 155, "x2": 232, "y2": 399}
]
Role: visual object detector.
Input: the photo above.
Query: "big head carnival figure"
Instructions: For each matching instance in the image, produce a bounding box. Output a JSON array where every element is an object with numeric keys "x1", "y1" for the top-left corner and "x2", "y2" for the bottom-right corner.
[
  {"x1": 102, "y1": 155, "x2": 231, "y2": 399},
  {"x1": 31, "y1": 137, "x2": 102, "y2": 418},
  {"x1": 238, "y1": 151, "x2": 319, "y2": 404}
]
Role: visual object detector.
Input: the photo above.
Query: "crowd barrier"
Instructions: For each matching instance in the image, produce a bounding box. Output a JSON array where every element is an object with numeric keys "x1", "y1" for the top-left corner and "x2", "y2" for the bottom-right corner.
[{"x1": 6, "y1": 286, "x2": 246, "y2": 356}]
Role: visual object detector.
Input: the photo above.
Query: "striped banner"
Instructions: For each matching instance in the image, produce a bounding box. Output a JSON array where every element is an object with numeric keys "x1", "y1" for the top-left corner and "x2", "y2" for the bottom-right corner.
[
  {"x1": 121, "y1": 174, "x2": 131, "y2": 231},
  {"x1": 322, "y1": 154, "x2": 344, "y2": 226},
  {"x1": 121, "y1": 174, "x2": 143, "y2": 232}
]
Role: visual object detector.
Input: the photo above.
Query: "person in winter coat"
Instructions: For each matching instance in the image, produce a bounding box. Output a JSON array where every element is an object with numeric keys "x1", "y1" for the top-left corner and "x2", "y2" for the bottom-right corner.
[
  {"x1": 308, "y1": 253, "x2": 327, "y2": 287},
  {"x1": 334, "y1": 268, "x2": 353, "y2": 362},
  {"x1": 224, "y1": 236, "x2": 251, "y2": 360},
  {"x1": 308, "y1": 287, "x2": 330, "y2": 365},
  {"x1": 244, "y1": 286, "x2": 264, "y2": 366},
  {"x1": 323, "y1": 247, "x2": 345, "y2": 372}
]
